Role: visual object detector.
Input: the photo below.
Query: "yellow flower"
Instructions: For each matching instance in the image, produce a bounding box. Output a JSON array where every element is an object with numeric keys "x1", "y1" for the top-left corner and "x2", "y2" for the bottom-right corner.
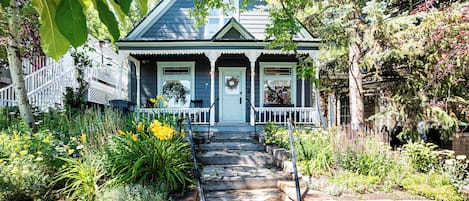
[
  {"x1": 117, "y1": 130, "x2": 125, "y2": 135},
  {"x1": 19, "y1": 150, "x2": 28, "y2": 156},
  {"x1": 149, "y1": 98, "x2": 157, "y2": 104},
  {"x1": 80, "y1": 132, "x2": 87, "y2": 143},
  {"x1": 36, "y1": 151, "x2": 42, "y2": 155},
  {"x1": 11, "y1": 167, "x2": 19, "y2": 174},
  {"x1": 181, "y1": 129, "x2": 185, "y2": 139},
  {"x1": 23, "y1": 144, "x2": 30, "y2": 149},
  {"x1": 68, "y1": 149, "x2": 75, "y2": 155},
  {"x1": 137, "y1": 122, "x2": 144, "y2": 132},
  {"x1": 131, "y1": 134, "x2": 138, "y2": 142},
  {"x1": 35, "y1": 157, "x2": 43, "y2": 162},
  {"x1": 42, "y1": 137, "x2": 50, "y2": 143}
]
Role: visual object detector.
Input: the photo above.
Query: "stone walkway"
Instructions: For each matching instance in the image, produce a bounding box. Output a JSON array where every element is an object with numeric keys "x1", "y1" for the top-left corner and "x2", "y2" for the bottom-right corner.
[{"x1": 198, "y1": 131, "x2": 290, "y2": 201}]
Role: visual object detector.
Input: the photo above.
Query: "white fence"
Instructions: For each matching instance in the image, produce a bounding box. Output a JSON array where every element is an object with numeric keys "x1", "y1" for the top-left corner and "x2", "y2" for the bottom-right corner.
[
  {"x1": 255, "y1": 107, "x2": 319, "y2": 125},
  {"x1": 137, "y1": 108, "x2": 211, "y2": 125}
]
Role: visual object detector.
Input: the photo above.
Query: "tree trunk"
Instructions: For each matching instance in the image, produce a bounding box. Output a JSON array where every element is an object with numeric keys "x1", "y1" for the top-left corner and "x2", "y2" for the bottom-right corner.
[
  {"x1": 348, "y1": 30, "x2": 364, "y2": 133},
  {"x1": 6, "y1": 1, "x2": 35, "y2": 129}
]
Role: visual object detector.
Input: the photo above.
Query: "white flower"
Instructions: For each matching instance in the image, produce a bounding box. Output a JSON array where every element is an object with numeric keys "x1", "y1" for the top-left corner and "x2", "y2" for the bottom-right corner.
[
  {"x1": 456, "y1": 155, "x2": 467, "y2": 160},
  {"x1": 445, "y1": 159, "x2": 455, "y2": 165}
]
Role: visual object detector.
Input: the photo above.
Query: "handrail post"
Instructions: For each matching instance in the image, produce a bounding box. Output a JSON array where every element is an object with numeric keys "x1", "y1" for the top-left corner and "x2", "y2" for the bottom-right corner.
[
  {"x1": 186, "y1": 117, "x2": 205, "y2": 201},
  {"x1": 288, "y1": 119, "x2": 302, "y2": 201}
]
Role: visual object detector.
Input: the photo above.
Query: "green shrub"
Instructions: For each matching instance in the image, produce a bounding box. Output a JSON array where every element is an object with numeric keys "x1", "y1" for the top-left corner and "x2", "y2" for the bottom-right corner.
[
  {"x1": 295, "y1": 128, "x2": 333, "y2": 176},
  {"x1": 98, "y1": 184, "x2": 171, "y2": 201},
  {"x1": 403, "y1": 142, "x2": 441, "y2": 172},
  {"x1": 263, "y1": 123, "x2": 290, "y2": 148},
  {"x1": 442, "y1": 155, "x2": 469, "y2": 193},
  {"x1": 54, "y1": 152, "x2": 107, "y2": 201},
  {"x1": 401, "y1": 171, "x2": 463, "y2": 201},
  {"x1": 0, "y1": 130, "x2": 53, "y2": 200},
  {"x1": 330, "y1": 171, "x2": 381, "y2": 193},
  {"x1": 334, "y1": 135, "x2": 396, "y2": 178},
  {"x1": 107, "y1": 119, "x2": 193, "y2": 192}
]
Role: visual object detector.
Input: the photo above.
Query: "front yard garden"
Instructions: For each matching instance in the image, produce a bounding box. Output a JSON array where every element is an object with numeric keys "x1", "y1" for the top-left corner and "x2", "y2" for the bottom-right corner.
[
  {"x1": 263, "y1": 123, "x2": 469, "y2": 201},
  {"x1": 0, "y1": 107, "x2": 193, "y2": 201}
]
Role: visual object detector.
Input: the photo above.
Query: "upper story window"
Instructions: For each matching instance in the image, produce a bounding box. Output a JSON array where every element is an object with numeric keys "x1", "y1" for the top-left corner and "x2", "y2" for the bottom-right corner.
[{"x1": 205, "y1": 0, "x2": 239, "y2": 38}]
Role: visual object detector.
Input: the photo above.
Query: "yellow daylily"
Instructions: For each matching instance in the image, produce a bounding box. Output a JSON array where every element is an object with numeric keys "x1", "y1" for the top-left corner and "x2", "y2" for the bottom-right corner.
[
  {"x1": 80, "y1": 132, "x2": 87, "y2": 143},
  {"x1": 137, "y1": 122, "x2": 144, "y2": 132},
  {"x1": 131, "y1": 134, "x2": 138, "y2": 142},
  {"x1": 117, "y1": 130, "x2": 125, "y2": 135}
]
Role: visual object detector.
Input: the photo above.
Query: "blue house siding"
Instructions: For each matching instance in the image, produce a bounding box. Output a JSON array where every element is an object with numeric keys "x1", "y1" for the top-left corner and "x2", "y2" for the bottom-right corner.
[
  {"x1": 142, "y1": 0, "x2": 203, "y2": 40},
  {"x1": 139, "y1": 0, "x2": 273, "y2": 41},
  {"x1": 134, "y1": 53, "x2": 313, "y2": 122}
]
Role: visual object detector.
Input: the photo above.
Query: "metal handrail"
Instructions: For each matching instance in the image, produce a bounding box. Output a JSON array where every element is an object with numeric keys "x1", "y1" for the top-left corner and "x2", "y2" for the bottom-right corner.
[
  {"x1": 186, "y1": 117, "x2": 206, "y2": 201},
  {"x1": 287, "y1": 119, "x2": 302, "y2": 201},
  {"x1": 246, "y1": 98, "x2": 257, "y2": 134}
]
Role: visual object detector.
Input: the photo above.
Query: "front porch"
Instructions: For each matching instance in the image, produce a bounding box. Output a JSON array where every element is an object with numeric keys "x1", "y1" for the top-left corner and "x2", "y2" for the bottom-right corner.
[{"x1": 136, "y1": 105, "x2": 320, "y2": 126}]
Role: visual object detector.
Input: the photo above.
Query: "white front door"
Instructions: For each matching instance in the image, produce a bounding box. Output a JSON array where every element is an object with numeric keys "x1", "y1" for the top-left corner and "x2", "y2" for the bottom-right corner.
[{"x1": 219, "y1": 67, "x2": 246, "y2": 123}]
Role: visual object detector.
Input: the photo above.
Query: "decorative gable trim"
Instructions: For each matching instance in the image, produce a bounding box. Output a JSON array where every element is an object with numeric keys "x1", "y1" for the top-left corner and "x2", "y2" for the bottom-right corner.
[
  {"x1": 126, "y1": 0, "x2": 177, "y2": 39},
  {"x1": 212, "y1": 18, "x2": 255, "y2": 40}
]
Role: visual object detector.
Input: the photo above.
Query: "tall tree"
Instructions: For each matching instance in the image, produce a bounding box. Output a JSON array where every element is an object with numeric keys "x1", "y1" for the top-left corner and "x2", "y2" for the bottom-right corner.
[{"x1": 3, "y1": 0, "x2": 35, "y2": 128}]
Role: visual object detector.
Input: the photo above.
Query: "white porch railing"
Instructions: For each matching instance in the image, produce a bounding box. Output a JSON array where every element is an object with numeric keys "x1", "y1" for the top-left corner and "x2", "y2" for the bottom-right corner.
[
  {"x1": 137, "y1": 108, "x2": 211, "y2": 125},
  {"x1": 0, "y1": 57, "x2": 71, "y2": 108},
  {"x1": 255, "y1": 107, "x2": 319, "y2": 125}
]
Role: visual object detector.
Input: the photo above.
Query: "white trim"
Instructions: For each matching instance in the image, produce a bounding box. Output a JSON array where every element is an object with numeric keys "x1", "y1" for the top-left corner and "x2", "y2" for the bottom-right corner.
[
  {"x1": 127, "y1": 0, "x2": 177, "y2": 38},
  {"x1": 156, "y1": 61, "x2": 195, "y2": 107},
  {"x1": 218, "y1": 67, "x2": 246, "y2": 123},
  {"x1": 212, "y1": 19, "x2": 255, "y2": 40},
  {"x1": 117, "y1": 41, "x2": 320, "y2": 48},
  {"x1": 259, "y1": 62, "x2": 297, "y2": 106}
]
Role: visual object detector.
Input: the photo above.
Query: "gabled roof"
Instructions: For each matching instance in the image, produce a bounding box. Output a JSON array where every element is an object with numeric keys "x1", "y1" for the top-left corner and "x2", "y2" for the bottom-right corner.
[
  {"x1": 121, "y1": 0, "x2": 315, "y2": 42},
  {"x1": 211, "y1": 18, "x2": 255, "y2": 40}
]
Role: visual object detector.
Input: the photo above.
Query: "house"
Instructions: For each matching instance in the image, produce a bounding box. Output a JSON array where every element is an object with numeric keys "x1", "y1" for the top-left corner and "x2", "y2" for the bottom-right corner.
[
  {"x1": 0, "y1": 36, "x2": 128, "y2": 110},
  {"x1": 116, "y1": 0, "x2": 322, "y2": 126}
]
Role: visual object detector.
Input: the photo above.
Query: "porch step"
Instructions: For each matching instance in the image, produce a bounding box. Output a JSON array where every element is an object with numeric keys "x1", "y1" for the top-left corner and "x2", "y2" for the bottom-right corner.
[
  {"x1": 198, "y1": 150, "x2": 274, "y2": 166},
  {"x1": 202, "y1": 165, "x2": 291, "y2": 191},
  {"x1": 210, "y1": 132, "x2": 256, "y2": 143},
  {"x1": 200, "y1": 142, "x2": 265, "y2": 151},
  {"x1": 205, "y1": 188, "x2": 283, "y2": 201}
]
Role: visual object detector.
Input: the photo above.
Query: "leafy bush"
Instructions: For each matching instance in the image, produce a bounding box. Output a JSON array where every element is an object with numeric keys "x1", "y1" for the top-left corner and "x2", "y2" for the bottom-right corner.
[
  {"x1": 0, "y1": 130, "x2": 54, "y2": 200},
  {"x1": 295, "y1": 128, "x2": 333, "y2": 176},
  {"x1": 54, "y1": 152, "x2": 107, "y2": 201},
  {"x1": 107, "y1": 120, "x2": 193, "y2": 191},
  {"x1": 263, "y1": 123, "x2": 290, "y2": 148},
  {"x1": 442, "y1": 155, "x2": 469, "y2": 193},
  {"x1": 401, "y1": 171, "x2": 463, "y2": 201},
  {"x1": 403, "y1": 142, "x2": 441, "y2": 172},
  {"x1": 98, "y1": 184, "x2": 171, "y2": 201},
  {"x1": 334, "y1": 135, "x2": 396, "y2": 178},
  {"x1": 330, "y1": 171, "x2": 381, "y2": 193}
]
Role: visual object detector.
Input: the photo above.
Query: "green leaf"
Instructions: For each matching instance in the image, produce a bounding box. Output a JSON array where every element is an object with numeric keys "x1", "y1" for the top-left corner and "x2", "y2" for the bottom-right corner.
[
  {"x1": 55, "y1": 0, "x2": 87, "y2": 48},
  {"x1": 93, "y1": 0, "x2": 120, "y2": 42},
  {"x1": 0, "y1": 0, "x2": 10, "y2": 7},
  {"x1": 109, "y1": 0, "x2": 128, "y2": 26},
  {"x1": 116, "y1": 0, "x2": 132, "y2": 15},
  {"x1": 32, "y1": 0, "x2": 70, "y2": 60},
  {"x1": 138, "y1": 0, "x2": 148, "y2": 14}
]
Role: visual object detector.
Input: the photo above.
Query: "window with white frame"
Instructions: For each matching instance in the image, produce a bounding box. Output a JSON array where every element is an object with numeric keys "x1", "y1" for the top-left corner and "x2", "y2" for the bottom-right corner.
[
  {"x1": 260, "y1": 62, "x2": 297, "y2": 106},
  {"x1": 157, "y1": 62, "x2": 195, "y2": 108},
  {"x1": 204, "y1": 0, "x2": 239, "y2": 38}
]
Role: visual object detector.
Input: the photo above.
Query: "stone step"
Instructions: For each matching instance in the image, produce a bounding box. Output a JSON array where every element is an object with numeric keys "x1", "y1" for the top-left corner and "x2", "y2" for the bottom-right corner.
[
  {"x1": 202, "y1": 165, "x2": 291, "y2": 191},
  {"x1": 204, "y1": 188, "x2": 283, "y2": 201},
  {"x1": 209, "y1": 132, "x2": 256, "y2": 143},
  {"x1": 200, "y1": 142, "x2": 265, "y2": 151},
  {"x1": 198, "y1": 150, "x2": 274, "y2": 166}
]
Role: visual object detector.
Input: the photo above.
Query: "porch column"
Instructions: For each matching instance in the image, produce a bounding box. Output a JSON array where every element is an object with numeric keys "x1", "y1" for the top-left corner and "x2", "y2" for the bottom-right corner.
[
  {"x1": 246, "y1": 51, "x2": 260, "y2": 126},
  {"x1": 118, "y1": 52, "x2": 129, "y2": 99},
  {"x1": 206, "y1": 51, "x2": 221, "y2": 126},
  {"x1": 301, "y1": 78, "x2": 305, "y2": 107},
  {"x1": 128, "y1": 56, "x2": 141, "y2": 107}
]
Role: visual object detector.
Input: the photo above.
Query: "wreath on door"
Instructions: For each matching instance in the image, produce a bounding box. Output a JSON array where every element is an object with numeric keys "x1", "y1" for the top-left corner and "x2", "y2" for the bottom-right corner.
[{"x1": 225, "y1": 76, "x2": 239, "y2": 90}]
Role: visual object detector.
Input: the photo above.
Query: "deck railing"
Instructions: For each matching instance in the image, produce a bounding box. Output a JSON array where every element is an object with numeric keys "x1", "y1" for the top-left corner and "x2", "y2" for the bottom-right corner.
[
  {"x1": 255, "y1": 107, "x2": 318, "y2": 125},
  {"x1": 137, "y1": 107, "x2": 211, "y2": 125}
]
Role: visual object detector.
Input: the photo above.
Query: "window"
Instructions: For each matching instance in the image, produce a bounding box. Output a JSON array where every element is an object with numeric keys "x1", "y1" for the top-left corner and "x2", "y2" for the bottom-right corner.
[
  {"x1": 340, "y1": 96, "x2": 350, "y2": 125},
  {"x1": 204, "y1": 0, "x2": 239, "y2": 38},
  {"x1": 157, "y1": 62, "x2": 195, "y2": 107},
  {"x1": 260, "y1": 62, "x2": 296, "y2": 106}
]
